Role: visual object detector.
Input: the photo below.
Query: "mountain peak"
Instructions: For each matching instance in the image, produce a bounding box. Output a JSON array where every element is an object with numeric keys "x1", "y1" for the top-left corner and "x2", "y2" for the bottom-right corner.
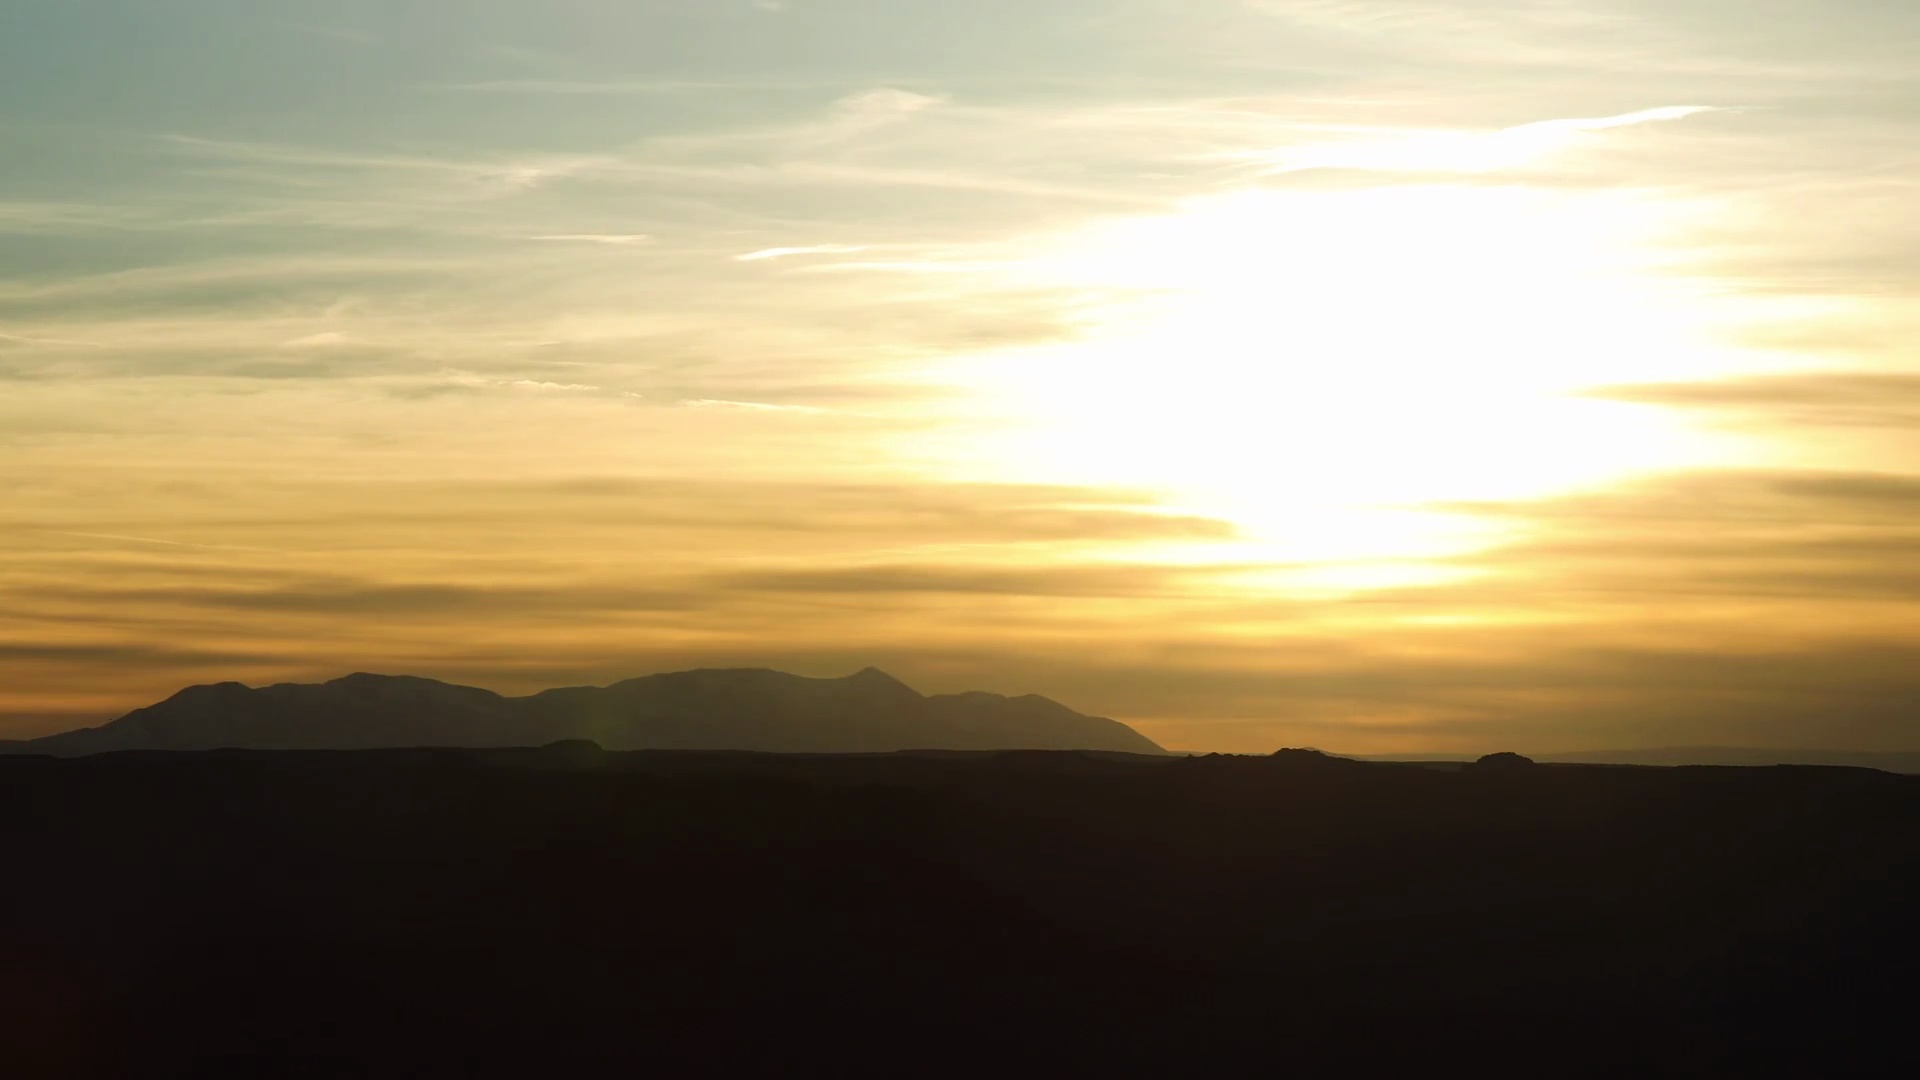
[
  {"x1": 328, "y1": 672, "x2": 444, "y2": 687},
  {"x1": 163, "y1": 681, "x2": 254, "y2": 704},
  {"x1": 845, "y1": 666, "x2": 916, "y2": 693},
  {"x1": 1268, "y1": 748, "x2": 1367, "y2": 770}
]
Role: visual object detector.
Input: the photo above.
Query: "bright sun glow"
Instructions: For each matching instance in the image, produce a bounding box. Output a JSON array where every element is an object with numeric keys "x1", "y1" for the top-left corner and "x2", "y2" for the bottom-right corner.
[{"x1": 938, "y1": 182, "x2": 1764, "y2": 575}]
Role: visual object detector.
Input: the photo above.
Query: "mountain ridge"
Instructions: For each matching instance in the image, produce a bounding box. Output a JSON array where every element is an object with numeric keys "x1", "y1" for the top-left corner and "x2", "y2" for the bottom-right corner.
[
  {"x1": 2, "y1": 667, "x2": 1165, "y2": 758},
  {"x1": 1352, "y1": 746, "x2": 1920, "y2": 774}
]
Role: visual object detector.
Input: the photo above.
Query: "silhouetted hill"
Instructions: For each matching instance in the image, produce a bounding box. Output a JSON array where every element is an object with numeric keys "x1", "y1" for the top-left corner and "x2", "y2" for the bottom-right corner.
[
  {"x1": 5, "y1": 667, "x2": 1164, "y2": 757},
  {"x1": 1546, "y1": 746, "x2": 1920, "y2": 772},
  {"x1": 1267, "y1": 747, "x2": 1369, "y2": 770},
  {"x1": 1470, "y1": 751, "x2": 1538, "y2": 771},
  {"x1": 1358, "y1": 747, "x2": 1920, "y2": 773}
]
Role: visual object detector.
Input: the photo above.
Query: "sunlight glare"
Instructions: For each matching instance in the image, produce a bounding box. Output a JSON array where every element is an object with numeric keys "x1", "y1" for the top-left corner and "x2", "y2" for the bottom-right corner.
[{"x1": 941, "y1": 183, "x2": 1757, "y2": 570}]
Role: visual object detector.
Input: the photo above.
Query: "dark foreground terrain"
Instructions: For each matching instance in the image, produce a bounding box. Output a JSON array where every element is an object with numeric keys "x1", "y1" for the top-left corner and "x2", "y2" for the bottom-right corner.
[{"x1": 5, "y1": 747, "x2": 1915, "y2": 1077}]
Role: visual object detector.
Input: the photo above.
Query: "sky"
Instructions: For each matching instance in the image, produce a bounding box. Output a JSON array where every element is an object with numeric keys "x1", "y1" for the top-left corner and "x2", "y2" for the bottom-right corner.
[{"x1": 3, "y1": 0, "x2": 1917, "y2": 753}]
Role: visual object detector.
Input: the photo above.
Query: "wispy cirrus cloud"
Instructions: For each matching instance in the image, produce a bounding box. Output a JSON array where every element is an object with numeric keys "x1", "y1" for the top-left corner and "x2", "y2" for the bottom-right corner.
[
  {"x1": 680, "y1": 398, "x2": 823, "y2": 413},
  {"x1": 528, "y1": 233, "x2": 653, "y2": 246},
  {"x1": 1246, "y1": 105, "x2": 1720, "y2": 174},
  {"x1": 1590, "y1": 372, "x2": 1920, "y2": 430},
  {"x1": 736, "y1": 245, "x2": 867, "y2": 262}
]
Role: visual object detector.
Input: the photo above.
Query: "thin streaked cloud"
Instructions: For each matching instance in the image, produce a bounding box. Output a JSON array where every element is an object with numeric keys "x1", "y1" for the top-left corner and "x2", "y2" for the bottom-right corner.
[
  {"x1": 1249, "y1": 105, "x2": 1721, "y2": 174},
  {"x1": 736, "y1": 245, "x2": 868, "y2": 262},
  {"x1": 529, "y1": 234, "x2": 654, "y2": 246}
]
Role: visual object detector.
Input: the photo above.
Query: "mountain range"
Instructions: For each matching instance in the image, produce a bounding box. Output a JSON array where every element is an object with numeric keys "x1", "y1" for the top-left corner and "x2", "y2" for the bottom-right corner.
[{"x1": 0, "y1": 667, "x2": 1165, "y2": 757}]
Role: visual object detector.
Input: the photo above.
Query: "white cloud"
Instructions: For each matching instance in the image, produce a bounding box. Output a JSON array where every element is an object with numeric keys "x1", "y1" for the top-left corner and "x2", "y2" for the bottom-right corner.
[
  {"x1": 0, "y1": 332, "x2": 103, "y2": 349},
  {"x1": 282, "y1": 331, "x2": 351, "y2": 348},
  {"x1": 825, "y1": 88, "x2": 944, "y2": 137},
  {"x1": 37, "y1": 529, "x2": 269, "y2": 552},
  {"x1": 507, "y1": 379, "x2": 601, "y2": 393},
  {"x1": 1256, "y1": 105, "x2": 1720, "y2": 175},
  {"x1": 792, "y1": 259, "x2": 999, "y2": 276},
  {"x1": 682, "y1": 398, "x2": 823, "y2": 413},
  {"x1": 440, "y1": 75, "x2": 844, "y2": 95},
  {"x1": 529, "y1": 234, "x2": 654, "y2": 246},
  {"x1": 735, "y1": 245, "x2": 867, "y2": 262},
  {"x1": 426, "y1": 372, "x2": 607, "y2": 395}
]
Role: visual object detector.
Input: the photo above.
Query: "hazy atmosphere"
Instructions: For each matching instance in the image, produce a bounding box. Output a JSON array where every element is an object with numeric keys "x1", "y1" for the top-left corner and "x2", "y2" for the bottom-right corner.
[{"x1": 4, "y1": 0, "x2": 1917, "y2": 753}]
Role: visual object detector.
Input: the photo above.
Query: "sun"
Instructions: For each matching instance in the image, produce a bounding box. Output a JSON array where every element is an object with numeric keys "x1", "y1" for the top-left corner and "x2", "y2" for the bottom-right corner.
[{"x1": 935, "y1": 181, "x2": 1755, "y2": 572}]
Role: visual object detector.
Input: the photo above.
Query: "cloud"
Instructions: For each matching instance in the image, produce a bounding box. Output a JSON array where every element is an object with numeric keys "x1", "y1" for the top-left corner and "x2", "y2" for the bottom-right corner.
[
  {"x1": 34, "y1": 530, "x2": 270, "y2": 552},
  {"x1": 8, "y1": 458, "x2": 1920, "y2": 753},
  {"x1": 790, "y1": 259, "x2": 994, "y2": 275},
  {"x1": 0, "y1": 200, "x2": 156, "y2": 233},
  {"x1": 680, "y1": 398, "x2": 823, "y2": 413},
  {"x1": 157, "y1": 134, "x2": 615, "y2": 196},
  {"x1": 20, "y1": 581, "x2": 707, "y2": 619},
  {"x1": 715, "y1": 563, "x2": 1230, "y2": 598},
  {"x1": 417, "y1": 372, "x2": 612, "y2": 396},
  {"x1": 1255, "y1": 105, "x2": 1720, "y2": 174},
  {"x1": 0, "y1": 254, "x2": 459, "y2": 311},
  {"x1": 1555, "y1": 105, "x2": 1720, "y2": 132},
  {"x1": 830, "y1": 88, "x2": 943, "y2": 129},
  {"x1": 467, "y1": 478, "x2": 1241, "y2": 542},
  {"x1": 1381, "y1": 469, "x2": 1920, "y2": 621},
  {"x1": 735, "y1": 245, "x2": 867, "y2": 262},
  {"x1": 0, "y1": 641, "x2": 276, "y2": 668},
  {"x1": 508, "y1": 380, "x2": 602, "y2": 393},
  {"x1": 1767, "y1": 472, "x2": 1920, "y2": 512},
  {"x1": 0, "y1": 332, "x2": 103, "y2": 349},
  {"x1": 282, "y1": 331, "x2": 352, "y2": 348},
  {"x1": 1445, "y1": 469, "x2": 1920, "y2": 524},
  {"x1": 1591, "y1": 372, "x2": 1920, "y2": 429},
  {"x1": 438, "y1": 78, "x2": 833, "y2": 95},
  {"x1": 529, "y1": 234, "x2": 653, "y2": 246},
  {"x1": 770, "y1": 162, "x2": 1159, "y2": 205}
]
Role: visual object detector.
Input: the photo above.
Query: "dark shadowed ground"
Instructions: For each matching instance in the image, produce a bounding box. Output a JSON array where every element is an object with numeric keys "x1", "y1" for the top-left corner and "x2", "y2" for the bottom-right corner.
[{"x1": 4, "y1": 747, "x2": 1914, "y2": 1077}]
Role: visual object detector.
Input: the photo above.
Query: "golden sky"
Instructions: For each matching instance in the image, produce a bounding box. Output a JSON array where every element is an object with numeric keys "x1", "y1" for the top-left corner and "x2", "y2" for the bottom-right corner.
[{"x1": 3, "y1": 1, "x2": 1917, "y2": 752}]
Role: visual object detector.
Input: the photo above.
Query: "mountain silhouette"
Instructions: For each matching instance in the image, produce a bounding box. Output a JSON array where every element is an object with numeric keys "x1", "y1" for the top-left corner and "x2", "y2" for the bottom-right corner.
[
  {"x1": 1267, "y1": 747, "x2": 1369, "y2": 770},
  {"x1": 1469, "y1": 751, "x2": 1538, "y2": 771},
  {"x1": 4, "y1": 667, "x2": 1165, "y2": 756}
]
